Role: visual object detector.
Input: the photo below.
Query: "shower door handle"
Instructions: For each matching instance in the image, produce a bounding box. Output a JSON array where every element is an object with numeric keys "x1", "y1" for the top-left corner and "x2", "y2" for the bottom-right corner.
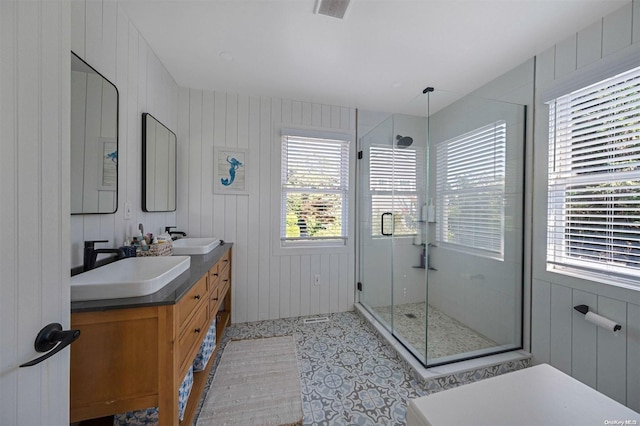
[{"x1": 381, "y1": 212, "x2": 393, "y2": 236}]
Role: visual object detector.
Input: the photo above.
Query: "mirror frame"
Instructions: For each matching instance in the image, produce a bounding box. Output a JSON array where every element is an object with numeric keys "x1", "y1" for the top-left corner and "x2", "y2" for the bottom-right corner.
[
  {"x1": 70, "y1": 51, "x2": 119, "y2": 215},
  {"x1": 142, "y1": 113, "x2": 177, "y2": 212}
]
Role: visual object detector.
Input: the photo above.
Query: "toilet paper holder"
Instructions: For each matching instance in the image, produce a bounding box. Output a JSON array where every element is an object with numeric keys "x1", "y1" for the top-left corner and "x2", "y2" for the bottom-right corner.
[{"x1": 574, "y1": 304, "x2": 622, "y2": 333}]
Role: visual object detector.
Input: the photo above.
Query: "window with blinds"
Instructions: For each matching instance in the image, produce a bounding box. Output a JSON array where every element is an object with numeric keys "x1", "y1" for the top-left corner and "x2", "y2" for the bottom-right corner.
[
  {"x1": 369, "y1": 146, "x2": 422, "y2": 237},
  {"x1": 281, "y1": 133, "x2": 350, "y2": 244},
  {"x1": 547, "y1": 65, "x2": 640, "y2": 282},
  {"x1": 435, "y1": 121, "x2": 506, "y2": 256}
]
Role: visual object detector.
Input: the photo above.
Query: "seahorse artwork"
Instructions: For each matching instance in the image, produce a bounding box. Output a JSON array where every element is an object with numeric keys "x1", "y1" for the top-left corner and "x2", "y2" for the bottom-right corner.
[
  {"x1": 105, "y1": 150, "x2": 117, "y2": 165},
  {"x1": 220, "y1": 156, "x2": 244, "y2": 186}
]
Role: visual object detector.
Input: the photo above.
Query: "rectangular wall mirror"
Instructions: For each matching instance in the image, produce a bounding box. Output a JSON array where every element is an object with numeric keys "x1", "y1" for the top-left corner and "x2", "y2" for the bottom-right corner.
[
  {"x1": 142, "y1": 113, "x2": 177, "y2": 212},
  {"x1": 70, "y1": 52, "x2": 119, "y2": 214}
]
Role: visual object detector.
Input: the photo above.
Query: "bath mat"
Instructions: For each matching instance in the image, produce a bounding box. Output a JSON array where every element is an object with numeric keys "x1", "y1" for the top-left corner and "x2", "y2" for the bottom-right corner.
[{"x1": 196, "y1": 336, "x2": 303, "y2": 426}]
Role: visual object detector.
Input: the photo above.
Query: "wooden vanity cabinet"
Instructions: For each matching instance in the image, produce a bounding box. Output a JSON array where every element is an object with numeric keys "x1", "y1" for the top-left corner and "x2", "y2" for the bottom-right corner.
[{"x1": 70, "y1": 247, "x2": 232, "y2": 426}]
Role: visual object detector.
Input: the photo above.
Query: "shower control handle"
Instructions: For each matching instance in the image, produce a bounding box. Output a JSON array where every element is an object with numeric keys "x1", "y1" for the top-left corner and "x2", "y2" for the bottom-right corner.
[{"x1": 381, "y1": 212, "x2": 393, "y2": 236}]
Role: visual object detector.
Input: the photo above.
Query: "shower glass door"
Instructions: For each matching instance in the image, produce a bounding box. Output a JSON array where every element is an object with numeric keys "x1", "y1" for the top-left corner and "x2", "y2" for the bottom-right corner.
[
  {"x1": 358, "y1": 115, "x2": 394, "y2": 334},
  {"x1": 358, "y1": 112, "x2": 429, "y2": 365}
]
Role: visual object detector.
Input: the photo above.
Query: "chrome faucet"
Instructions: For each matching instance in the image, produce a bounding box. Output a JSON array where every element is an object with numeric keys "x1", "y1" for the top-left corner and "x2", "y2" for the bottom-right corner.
[{"x1": 83, "y1": 240, "x2": 125, "y2": 272}]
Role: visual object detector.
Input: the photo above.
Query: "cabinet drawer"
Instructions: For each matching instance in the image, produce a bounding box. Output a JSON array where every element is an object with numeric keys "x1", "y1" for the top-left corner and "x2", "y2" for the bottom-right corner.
[
  {"x1": 177, "y1": 274, "x2": 208, "y2": 330},
  {"x1": 219, "y1": 262, "x2": 230, "y2": 293},
  {"x1": 178, "y1": 302, "x2": 209, "y2": 372},
  {"x1": 208, "y1": 262, "x2": 219, "y2": 283},
  {"x1": 209, "y1": 285, "x2": 221, "y2": 316},
  {"x1": 221, "y1": 276, "x2": 230, "y2": 297},
  {"x1": 218, "y1": 251, "x2": 231, "y2": 273}
]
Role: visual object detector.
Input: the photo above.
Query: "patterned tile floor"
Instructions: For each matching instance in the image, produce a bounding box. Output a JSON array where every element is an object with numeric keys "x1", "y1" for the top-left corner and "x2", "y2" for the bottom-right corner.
[
  {"x1": 372, "y1": 303, "x2": 496, "y2": 361},
  {"x1": 196, "y1": 311, "x2": 429, "y2": 425}
]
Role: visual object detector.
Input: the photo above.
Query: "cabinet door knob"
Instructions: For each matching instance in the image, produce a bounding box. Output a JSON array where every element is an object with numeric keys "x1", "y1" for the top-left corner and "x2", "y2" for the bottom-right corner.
[
  {"x1": 194, "y1": 294, "x2": 201, "y2": 300},
  {"x1": 213, "y1": 273, "x2": 219, "y2": 277},
  {"x1": 194, "y1": 328, "x2": 201, "y2": 334},
  {"x1": 213, "y1": 297, "x2": 219, "y2": 301}
]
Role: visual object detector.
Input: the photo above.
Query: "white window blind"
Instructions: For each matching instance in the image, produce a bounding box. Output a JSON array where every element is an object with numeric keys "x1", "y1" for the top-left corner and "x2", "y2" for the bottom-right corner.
[
  {"x1": 435, "y1": 121, "x2": 506, "y2": 256},
  {"x1": 281, "y1": 134, "x2": 350, "y2": 243},
  {"x1": 547, "y1": 65, "x2": 640, "y2": 282},
  {"x1": 369, "y1": 146, "x2": 422, "y2": 236}
]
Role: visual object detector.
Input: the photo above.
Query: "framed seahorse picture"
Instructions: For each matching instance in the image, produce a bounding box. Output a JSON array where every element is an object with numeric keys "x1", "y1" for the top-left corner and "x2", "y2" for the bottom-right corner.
[{"x1": 213, "y1": 147, "x2": 249, "y2": 195}]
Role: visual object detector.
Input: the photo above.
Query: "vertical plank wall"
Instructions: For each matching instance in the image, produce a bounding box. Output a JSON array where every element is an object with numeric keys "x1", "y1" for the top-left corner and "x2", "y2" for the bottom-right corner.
[
  {"x1": 70, "y1": 0, "x2": 179, "y2": 268},
  {"x1": 69, "y1": 2, "x2": 357, "y2": 322},
  {"x1": 531, "y1": 1, "x2": 640, "y2": 411},
  {"x1": 177, "y1": 90, "x2": 357, "y2": 323},
  {"x1": 0, "y1": 1, "x2": 71, "y2": 424}
]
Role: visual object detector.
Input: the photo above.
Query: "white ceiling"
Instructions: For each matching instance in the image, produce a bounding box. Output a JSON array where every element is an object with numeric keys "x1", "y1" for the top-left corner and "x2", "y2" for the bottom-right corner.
[{"x1": 120, "y1": 0, "x2": 627, "y2": 114}]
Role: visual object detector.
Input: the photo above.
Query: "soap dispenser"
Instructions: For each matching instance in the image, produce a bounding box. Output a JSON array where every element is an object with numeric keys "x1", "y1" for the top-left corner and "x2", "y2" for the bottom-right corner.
[{"x1": 427, "y1": 199, "x2": 436, "y2": 223}]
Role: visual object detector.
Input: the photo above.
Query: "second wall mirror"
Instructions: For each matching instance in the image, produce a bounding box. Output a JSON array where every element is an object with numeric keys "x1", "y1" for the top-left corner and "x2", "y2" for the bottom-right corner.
[
  {"x1": 70, "y1": 52, "x2": 118, "y2": 214},
  {"x1": 142, "y1": 113, "x2": 177, "y2": 212}
]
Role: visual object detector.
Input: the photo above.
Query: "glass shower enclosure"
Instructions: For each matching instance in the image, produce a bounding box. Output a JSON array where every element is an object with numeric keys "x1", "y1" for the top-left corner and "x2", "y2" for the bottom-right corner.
[{"x1": 357, "y1": 89, "x2": 525, "y2": 367}]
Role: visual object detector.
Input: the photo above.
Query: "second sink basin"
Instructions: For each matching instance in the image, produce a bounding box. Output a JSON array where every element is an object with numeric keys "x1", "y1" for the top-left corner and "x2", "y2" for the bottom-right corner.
[
  {"x1": 71, "y1": 256, "x2": 190, "y2": 302},
  {"x1": 171, "y1": 237, "x2": 221, "y2": 255}
]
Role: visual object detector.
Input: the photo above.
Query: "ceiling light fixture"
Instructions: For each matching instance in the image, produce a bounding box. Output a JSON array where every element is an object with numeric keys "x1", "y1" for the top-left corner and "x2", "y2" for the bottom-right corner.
[{"x1": 314, "y1": 0, "x2": 351, "y2": 19}]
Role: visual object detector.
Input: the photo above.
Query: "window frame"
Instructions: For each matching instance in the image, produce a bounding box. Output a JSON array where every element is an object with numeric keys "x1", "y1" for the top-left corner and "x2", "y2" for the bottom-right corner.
[
  {"x1": 273, "y1": 127, "x2": 353, "y2": 254},
  {"x1": 546, "y1": 65, "x2": 640, "y2": 286}
]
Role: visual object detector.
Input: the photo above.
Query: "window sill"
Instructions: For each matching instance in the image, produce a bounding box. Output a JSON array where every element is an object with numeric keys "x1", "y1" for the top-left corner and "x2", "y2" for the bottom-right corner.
[
  {"x1": 274, "y1": 241, "x2": 350, "y2": 256},
  {"x1": 547, "y1": 264, "x2": 640, "y2": 293}
]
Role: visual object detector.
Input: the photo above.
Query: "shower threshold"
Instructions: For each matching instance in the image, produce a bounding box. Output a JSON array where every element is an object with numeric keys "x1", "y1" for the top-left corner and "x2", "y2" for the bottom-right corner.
[{"x1": 354, "y1": 303, "x2": 531, "y2": 387}]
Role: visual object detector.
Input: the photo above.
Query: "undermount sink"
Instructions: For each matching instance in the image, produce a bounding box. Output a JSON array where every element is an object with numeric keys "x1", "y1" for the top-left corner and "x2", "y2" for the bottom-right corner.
[
  {"x1": 71, "y1": 256, "x2": 190, "y2": 302},
  {"x1": 171, "y1": 237, "x2": 221, "y2": 255}
]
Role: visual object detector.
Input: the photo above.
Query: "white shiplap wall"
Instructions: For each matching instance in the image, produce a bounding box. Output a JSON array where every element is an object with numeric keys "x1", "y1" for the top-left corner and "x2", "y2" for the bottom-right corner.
[
  {"x1": 70, "y1": 2, "x2": 357, "y2": 322},
  {"x1": 177, "y1": 90, "x2": 357, "y2": 323},
  {"x1": 531, "y1": 0, "x2": 640, "y2": 411},
  {"x1": 0, "y1": 1, "x2": 71, "y2": 424},
  {"x1": 70, "y1": 1, "x2": 179, "y2": 268}
]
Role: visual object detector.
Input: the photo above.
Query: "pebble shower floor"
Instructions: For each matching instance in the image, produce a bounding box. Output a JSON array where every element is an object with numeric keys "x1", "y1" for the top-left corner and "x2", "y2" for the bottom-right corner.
[{"x1": 195, "y1": 311, "x2": 429, "y2": 425}]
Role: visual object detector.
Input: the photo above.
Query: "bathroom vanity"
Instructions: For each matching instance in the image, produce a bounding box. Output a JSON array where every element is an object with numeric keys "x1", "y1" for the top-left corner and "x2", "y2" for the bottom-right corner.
[{"x1": 69, "y1": 243, "x2": 232, "y2": 426}]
